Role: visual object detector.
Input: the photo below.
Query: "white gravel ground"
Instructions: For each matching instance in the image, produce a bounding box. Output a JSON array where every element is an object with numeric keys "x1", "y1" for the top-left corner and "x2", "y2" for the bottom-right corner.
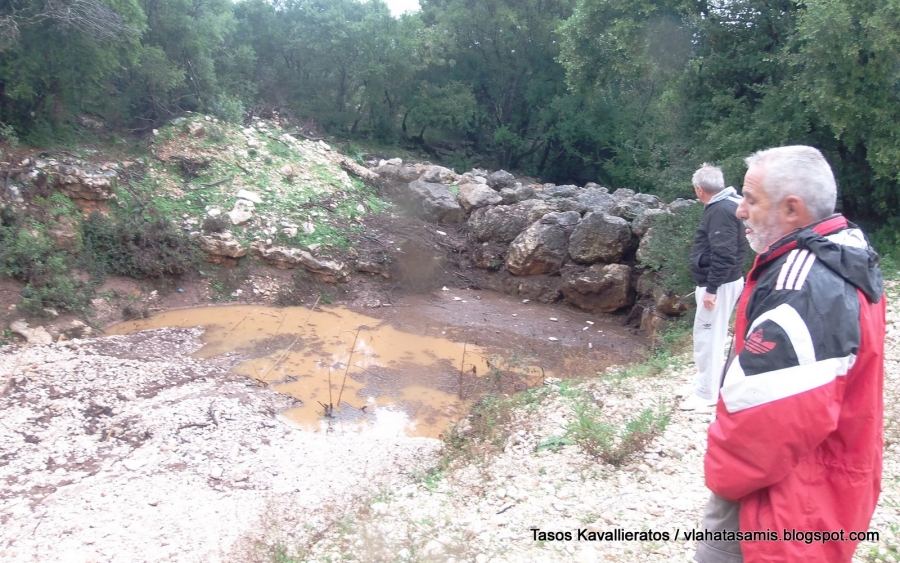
[{"x1": 1, "y1": 283, "x2": 897, "y2": 563}]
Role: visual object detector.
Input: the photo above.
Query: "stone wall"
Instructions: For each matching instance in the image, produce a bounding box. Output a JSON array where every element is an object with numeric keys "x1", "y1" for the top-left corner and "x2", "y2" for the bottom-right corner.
[{"x1": 373, "y1": 159, "x2": 699, "y2": 319}]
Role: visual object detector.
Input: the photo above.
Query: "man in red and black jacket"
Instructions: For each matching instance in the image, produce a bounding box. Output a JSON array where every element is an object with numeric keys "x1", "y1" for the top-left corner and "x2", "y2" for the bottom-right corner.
[{"x1": 695, "y1": 146, "x2": 886, "y2": 563}]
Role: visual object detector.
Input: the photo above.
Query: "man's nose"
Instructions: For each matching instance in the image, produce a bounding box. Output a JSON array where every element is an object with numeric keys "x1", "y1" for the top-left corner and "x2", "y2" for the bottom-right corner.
[{"x1": 735, "y1": 202, "x2": 748, "y2": 219}]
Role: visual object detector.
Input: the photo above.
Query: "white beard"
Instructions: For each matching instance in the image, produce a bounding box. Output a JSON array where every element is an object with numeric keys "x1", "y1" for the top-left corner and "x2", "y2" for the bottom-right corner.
[{"x1": 744, "y1": 214, "x2": 782, "y2": 254}]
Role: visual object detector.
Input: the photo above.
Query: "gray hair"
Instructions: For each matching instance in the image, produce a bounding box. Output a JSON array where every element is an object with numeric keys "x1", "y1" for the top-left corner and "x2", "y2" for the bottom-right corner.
[
  {"x1": 692, "y1": 163, "x2": 726, "y2": 194},
  {"x1": 744, "y1": 146, "x2": 837, "y2": 221}
]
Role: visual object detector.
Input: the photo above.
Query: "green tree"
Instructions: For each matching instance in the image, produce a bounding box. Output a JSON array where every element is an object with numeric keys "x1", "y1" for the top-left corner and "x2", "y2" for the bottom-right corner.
[
  {"x1": 0, "y1": 0, "x2": 144, "y2": 135},
  {"x1": 792, "y1": 0, "x2": 900, "y2": 220},
  {"x1": 419, "y1": 0, "x2": 575, "y2": 170}
]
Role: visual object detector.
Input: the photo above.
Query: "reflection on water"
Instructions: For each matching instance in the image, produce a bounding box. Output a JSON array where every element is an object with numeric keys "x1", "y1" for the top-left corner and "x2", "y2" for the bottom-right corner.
[{"x1": 107, "y1": 305, "x2": 545, "y2": 437}]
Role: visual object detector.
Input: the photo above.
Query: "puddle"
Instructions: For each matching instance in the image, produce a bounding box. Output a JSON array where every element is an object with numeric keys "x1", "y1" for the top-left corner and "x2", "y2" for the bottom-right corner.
[{"x1": 107, "y1": 305, "x2": 545, "y2": 438}]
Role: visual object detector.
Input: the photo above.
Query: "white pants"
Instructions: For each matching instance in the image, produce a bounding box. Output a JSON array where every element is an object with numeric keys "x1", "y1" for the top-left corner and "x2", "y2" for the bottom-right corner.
[{"x1": 692, "y1": 278, "x2": 744, "y2": 401}]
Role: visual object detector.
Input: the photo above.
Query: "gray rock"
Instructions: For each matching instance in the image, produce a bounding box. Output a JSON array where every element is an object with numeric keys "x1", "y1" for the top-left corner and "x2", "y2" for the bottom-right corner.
[
  {"x1": 568, "y1": 212, "x2": 635, "y2": 264},
  {"x1": 669, "y1": 198, "x2": 701, "y2": 214},
  {"x1": 514, "y1": 184, "x2": 536, "y2": 202},
  {"x1": 561, "y1": 263, "x2": 634, "y2": 313},
  {"x1": 498, "y1": 188, "x2": 518, "y2": 205},
  {"x1": 631, "y1": 208, "x2": 670, "y2": 238},
  {"x1": 468, "y1": 205, "x2": 531, "y2": 243},
  {"x1": 541, "y1": 210, "x2": 581, "y2": 228},
  {"x1": 506, "y1": 214, "x2": 572, "y2": 276},
  {"x1": 197, "y1": 232, "x2": 248, "y2": 259},
  {"x1": 573, "y1": 188, "x2": 615, "y2": 213},
  {"x1": 251, "y1": 243, "x2": 348, "y2": 282},
  {"x1": 608, "y1": 199, "x2": 648, "y2": 221},
  {"x1": 543, "y1": 184, "x2": 579, "y2": 198},
  {"x1": 407, "y1": 179, "x2": 466, "y2": 224},
  {"x1": 487, "y1": 170, "x2": 516, "y2": 190},
  {"x1": 633, "y1": 193, "x2": 663, "y2": 209},
  {"x1": 458, "y1": 183, "x2": 503, "y2": 211},
  {"x1": 421, "y1": 165, "x2": 457, "y2": 184}
]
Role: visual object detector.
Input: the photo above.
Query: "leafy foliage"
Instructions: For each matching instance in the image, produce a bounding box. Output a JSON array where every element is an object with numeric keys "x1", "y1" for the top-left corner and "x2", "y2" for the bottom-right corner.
[
  {"x1": 81, "y1": 210, "x2": 202, "y2": 280},
  {"x1": 0, "y1": 207, "x2": 92, "y2": 314},
  {"x1": 640, "y1": 204, "x2": 705, "y2": 296},
  {"x1": 1, "y1": 0, "x2": 899, "y2": 231}
]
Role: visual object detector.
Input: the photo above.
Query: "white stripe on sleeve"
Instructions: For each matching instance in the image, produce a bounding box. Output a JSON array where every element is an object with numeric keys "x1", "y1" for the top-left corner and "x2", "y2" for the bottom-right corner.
[
  {"x1": 776, "y1": 249, "x2": 798, "y2": 291},
  {"x1": 791, "y1": 252, "x2": 817, "y2": 290},
  {"x1": 721, "y1": 355, "x2": 855, "y2": 412}
]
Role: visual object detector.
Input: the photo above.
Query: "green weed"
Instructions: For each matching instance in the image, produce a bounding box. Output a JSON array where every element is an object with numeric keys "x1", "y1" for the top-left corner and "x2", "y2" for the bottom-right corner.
[{"x1": 565, "y1": 394, "x2": 670, "y2": 467}]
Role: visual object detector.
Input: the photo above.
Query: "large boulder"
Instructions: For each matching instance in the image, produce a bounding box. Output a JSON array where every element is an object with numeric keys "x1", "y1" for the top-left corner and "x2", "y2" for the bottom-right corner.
[
  {"x1": 633, "y1": 193, "x2": 663, "y2": 209},
  {"x1": 407, "y1": 179, "x2": 466, "y2": 224},
  {"x1": 612, "y1": 188, "x2": 636, "y2": 200},
  {"x1": 631, "y1": 208, "x2": 670, "y2": 238},
  {"x1": 561, "y1": 263, "x2": 635, "y2": 313},
  {"x1": 468, "y1": 205, "x2": 528, "y2": 243},
  {"x1": 506, "y1": 212, "x2": 579, "y2": 276},
  {"x1": 458, "y1": 183, "x2": 503, "y2": 211},
  {"x1": 421, "y1": 165, "x2": 457, "y2": 184},
  {"x1": 197, "y1": 232, "x2": 248, "y2": 263},
  {"x1": 636, "y1": 227, "x2": 658, "y2": 264},
  {"x1": 669, "y1": 198, "x2": 701, "y2": 214},
  {"x1": 50, "y1": 164, "x2": 117, "y2": 200},
  {"x1": 487, "y1": 170, "x2": 516, "y2": 190},
  {"x1": 574, "y1": 188, "x2": 616, "y2": 213},
  {"x1": 608, "y1": 198, "x2": 648, "y2": 221},
  {"x1": 542, "y1": 184, "x2": 580, "y2": 198},
  {"x1": 373, "y1": 162, "x2": 423, "y2": 194},
  {"x1": 250, "y1": 243, "x2": 348, "y2": 282},
  {"x1": 568, "y1": 212, "x2": 635, "y2": 264}
]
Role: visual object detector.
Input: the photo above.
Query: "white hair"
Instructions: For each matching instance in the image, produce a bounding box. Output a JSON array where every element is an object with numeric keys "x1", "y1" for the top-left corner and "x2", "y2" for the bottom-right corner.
[
  {"x1": 744, "y1": 146, "x2": 837, "y2": 221},
  {"x1": 692, "y1": 163, "x2": 725, "y2": 194}
]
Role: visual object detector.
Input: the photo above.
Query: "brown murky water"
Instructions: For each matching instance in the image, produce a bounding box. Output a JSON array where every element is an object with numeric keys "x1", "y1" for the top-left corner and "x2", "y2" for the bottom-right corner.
[{"x1": 106, "y1": 304, "x2": 545, "y2": 438}]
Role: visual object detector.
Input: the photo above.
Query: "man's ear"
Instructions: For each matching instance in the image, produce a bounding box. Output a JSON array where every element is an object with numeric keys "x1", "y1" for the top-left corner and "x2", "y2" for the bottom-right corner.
[{"x1": 782, "y1": 195, "x2": 813, "y2": 228}]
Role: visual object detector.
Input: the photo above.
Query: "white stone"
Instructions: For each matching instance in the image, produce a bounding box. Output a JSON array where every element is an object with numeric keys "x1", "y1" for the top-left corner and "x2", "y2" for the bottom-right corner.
[{"x1": 236, "y1": 189, "x2": 263, "y2": 203}]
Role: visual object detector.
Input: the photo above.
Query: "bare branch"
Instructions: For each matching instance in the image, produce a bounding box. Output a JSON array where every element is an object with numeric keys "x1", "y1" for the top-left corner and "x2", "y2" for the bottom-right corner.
[{"x1": 0, "y1": 0, "x2": 140, "y2": 51}]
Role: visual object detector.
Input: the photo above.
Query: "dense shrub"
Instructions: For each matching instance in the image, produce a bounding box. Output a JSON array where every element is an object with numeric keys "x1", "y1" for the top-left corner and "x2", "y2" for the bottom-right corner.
[
  {"x1": 640, "y1": 204, "x2": 705, "y2": 296},
  {"x1": 0, "y1": 210, "x2": 92, "y2": 314},
  {"x1": 81, "y1": 211, "x2": 202, "y2": 280}
]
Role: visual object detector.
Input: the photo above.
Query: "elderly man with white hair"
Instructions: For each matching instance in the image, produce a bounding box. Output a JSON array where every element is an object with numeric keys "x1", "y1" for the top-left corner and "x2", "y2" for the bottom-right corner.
[
  {"x1": 682, "y1": 163, "x2": 749, "y2": 411},
  {"x1": 694, "y1": 146, "x2": 886, "y2": 563}
]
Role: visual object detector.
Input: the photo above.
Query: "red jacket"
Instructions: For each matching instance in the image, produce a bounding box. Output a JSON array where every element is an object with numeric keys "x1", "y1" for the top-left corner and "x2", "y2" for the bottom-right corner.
[{"x1": 704, "y1": 215, "x2": 885, "y2": 562}]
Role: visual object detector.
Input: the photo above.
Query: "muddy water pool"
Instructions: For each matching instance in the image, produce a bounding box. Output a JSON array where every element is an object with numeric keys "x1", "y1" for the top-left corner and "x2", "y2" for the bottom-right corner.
[
  {"x1": 107, "y1": 290, "x2": 646, "y2": 438},
  {"x1": 107, "y1": 304, "x2": 543, "y2": 438}
]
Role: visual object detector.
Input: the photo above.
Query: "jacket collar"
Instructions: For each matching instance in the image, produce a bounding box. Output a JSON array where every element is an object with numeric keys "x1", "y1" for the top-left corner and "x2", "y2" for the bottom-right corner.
[
  {"x1": 706, "y1": 186, "x2": 740, "y2": 206},
  {"x1": 748, "y1": 215, "x2": 847, "y2": 280}
]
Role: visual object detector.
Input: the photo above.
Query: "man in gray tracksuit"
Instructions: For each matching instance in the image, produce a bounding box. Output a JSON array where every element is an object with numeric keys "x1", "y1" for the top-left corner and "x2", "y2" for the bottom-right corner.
[{"x1": 681, "y1": 164, "x2": 749, "y2": 411}]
